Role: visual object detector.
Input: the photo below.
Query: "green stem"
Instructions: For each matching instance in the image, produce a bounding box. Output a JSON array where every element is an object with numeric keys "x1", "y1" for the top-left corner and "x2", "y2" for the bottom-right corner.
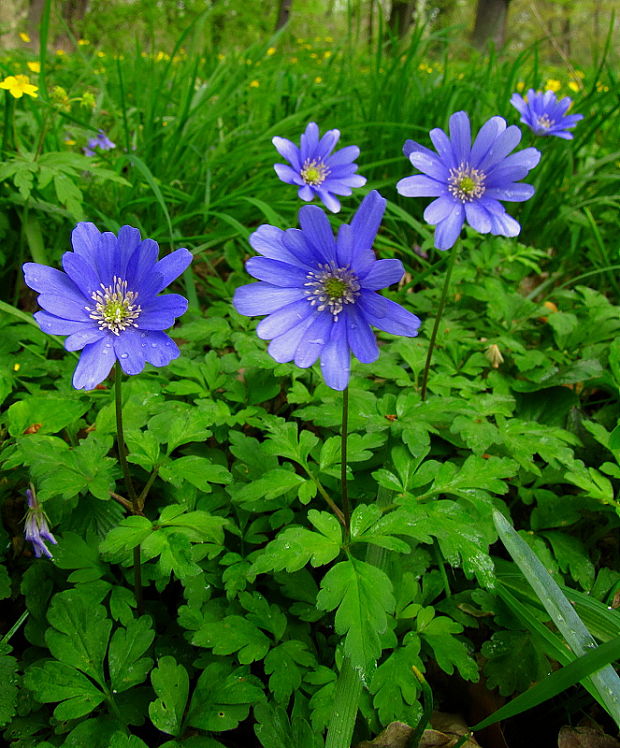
[
  {"x1": 114, "y1": 364, "x2": 143, "y2": 614},
  {"x1": 301, "y1": 465, "x2": 345, "y2": 525},
  {"x1": 324, "y1": 656, "x2": 363, "y2": 748},
  {"x1": 1, "y1": 93, "x2": 14, "y2": 155},
  {"x1": 420, "y1": 244, "x2": 459, "y2": 401},
  {"x1": 341, "y1": 387, "x2": 350, "y2": 538},
  {"x1": 1, "y1": 610, "x2": 29, "y2": 646}
]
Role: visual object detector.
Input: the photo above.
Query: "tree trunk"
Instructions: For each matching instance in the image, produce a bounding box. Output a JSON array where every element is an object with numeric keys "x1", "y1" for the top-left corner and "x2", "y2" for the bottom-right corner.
[
  {"x1": 275, "y1": 0, "x2": 292, "y2": 31},
  {"x1": 472, "y1": 0, "x2": 511, "y2": 49},
  {"x1": 388, "y1": 0, "x2": 416, "y2": 39}
]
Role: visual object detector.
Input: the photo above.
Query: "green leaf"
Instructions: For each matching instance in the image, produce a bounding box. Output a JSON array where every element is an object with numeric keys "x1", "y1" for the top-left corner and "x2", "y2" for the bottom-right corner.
[
  {"x1": 149, "y1": 656, "x2": 189, "y2": 737},
  {"x1": 417, "y1": 612, "x2": 478, "y2": 682},
  {"x1": 100, "y1": 516, "x2": 153, "y2": 555},
  {"x1": 192, "y1": 616, "x2": 271, "y2": 664},
  {"x1": 45, "y1": 589, "x2": 111, "y2": 686},
  {"x1": 108, "y1": 616, "x2": 154, "y2": 693},
  {"x1": 369, "y1": 642, "x2": 423, "y2": 726},
  {"x1": 563, "y1": 460, "x2": 617, "y2": 506},
  {"x1": 482, "y1": 631, "x2": 549, "y2": 696},
  {"x1": 24, "y1": 660, "x2": 105, "y2": 719},
  {"x1": 251, "y1": 523, "x2": 342, "y2": 576},
  {"x1": 109, "y1": 732, "x2": 150, "y2": 748},
  {"x1": 264, "y1": 641, "x2": 316, "y2": 703},
  {"x1": 316, "y1": 558, "x2": 395, "y2": 674},
  {"x1": 158, "y1": 507, "x2": 227, "y2": 544},
  {"x1": 0, "y1": 655, "x2": 18, "y2": 727},
  {"x1": 160, "y1": 455, "x2": 231, "y2": 492},
  {"x1": 7, "y1": 396, "x2": 89, "y2": 437},
  {"x1": 186, "y1": 662, "x2": 265, "y2": 732},
  {"x1": 232, "y1": 468, "x2": 305, "y2": 507},
  {"x1": 544, "y1": 531, "x2": 595, "y2": 591},
  {"x1": 264, "y1": 419, "x2": 319, "y2": 465}
]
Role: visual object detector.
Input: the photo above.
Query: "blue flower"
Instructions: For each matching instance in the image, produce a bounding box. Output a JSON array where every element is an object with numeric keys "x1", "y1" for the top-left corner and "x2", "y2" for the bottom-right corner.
[
  {"x1": 233, "y1": 190, "x2": 421, "y2": 390},
  {"x1": 510, "y1": 89, "x2": 583, "y2": 139},
  {"x1": 23, "y1": 223, "x2": 192, "y2": 390},
  {"x1": 24, "y1": 487, "x2": 57, "y2": 559},
  {"x1": 83, "y1": 129, "x2": 116, "y2": 157},
  {"x1": 396, "y1": 111, "x2": 541, "y2": 250},
  {"x1": 273, "y1": 122, "x2": 367, "y2": 213}
]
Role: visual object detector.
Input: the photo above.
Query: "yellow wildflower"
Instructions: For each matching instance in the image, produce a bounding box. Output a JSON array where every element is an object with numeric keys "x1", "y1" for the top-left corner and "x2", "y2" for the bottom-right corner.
[
  {"x1": 27, "y1": 61, "x2": 40, "y2": 73},
  {"x1": 55, "y1": 49, "x2": 65, "y2": 56},
  {"x1": 575, "y1": 69, "x2": 585, "y2": 79},
  {"x1": 310, "y1": 52, "x2": 318, "y2": 59},
  {"x1": 64, "y1": 138, "x2": 76, "y2": 146},
  {"x1": 516, "y1": 80, "x2": 525, "y2": 92},
  {"x1": 314, "y1": 76, "x2": 322, "y2": 84},
  {"x1": 267, "y1": 47, "x2": 276, "y2": 56},
  {"x1": 77, "y1": 39, "x2": 90, "y2": 46},
  {"x1": 13, "y1": 363, "x2": 21, "y2": 372},
  {"x1": 568, "y1": 80, "x2": 580, "y2": 93},
  {"x1": 290, "y1": 57, "x2": 298, "y2": 64},
  {"x1": 596, "y1": 82, "x2": 609, "y2": 92},
  {"x1": 96, "y1": 50, "x2": 106, "y2": 58},
  {"x1": 323, "y1": 51, "x2": 332, "y2": 59},
  {"x1": 19, "y1": 32, "x2": 31, "y2": 43},
  {"x1": 217, "y1": 53, "x2": 225, "y2": 61},
  {"x1": 324, "y1": 36, "x2": 333, "y2": 43},
  {"x1": 0, "y1": 74, "x2": 38, "y2": 99},
  {"x1": 545, "y1": 78, "x2": 561, "y2": 92},
  {"x1": 249, "y1": 79, "x2": 260, "y2": 88}
]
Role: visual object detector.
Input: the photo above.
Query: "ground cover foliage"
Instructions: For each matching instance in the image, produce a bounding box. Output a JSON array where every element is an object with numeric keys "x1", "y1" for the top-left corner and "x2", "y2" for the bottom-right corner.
[{"x1": 1, "y1": 9, "x2": 620, "y2": 748}]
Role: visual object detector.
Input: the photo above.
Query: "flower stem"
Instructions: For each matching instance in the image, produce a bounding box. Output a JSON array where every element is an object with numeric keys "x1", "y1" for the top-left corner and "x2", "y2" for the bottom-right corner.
[
  {"x1": 341, "y1": 387, "x2": 350, "y2": 538},
  {"x1": 420, "y1": 244, "x2": 459, "y2": 401},
  {"x1": 114, "y1": 363, "x2": 143, "y2": 614},
  {"x1": 324, "y1": 655, "x2": 363, "y2": 748}
]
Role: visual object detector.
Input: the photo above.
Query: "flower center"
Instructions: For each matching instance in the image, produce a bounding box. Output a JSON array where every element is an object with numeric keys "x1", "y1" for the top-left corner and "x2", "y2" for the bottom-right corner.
[
  {"x1": 86, "y1": 276, "x2": 142, "y2": 335},
  {"x1": 448, "y1": 162, "x2": 486, "y2": 202},
  {"x1": 300, "y1": 158, "x2": 330, "y2": 186},
  {"x1": 536, "y1": 114, "x2": 554, "y2": 130},
  {"x1": 304, "y1": 262, "x2": 360, "y2": 321}
]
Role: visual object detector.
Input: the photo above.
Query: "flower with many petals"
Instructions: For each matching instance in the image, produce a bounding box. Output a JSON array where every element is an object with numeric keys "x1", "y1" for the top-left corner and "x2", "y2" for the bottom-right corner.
[
  {"x1": 23, "y1": 223, "x2": 192, "y2": 390},
  {"x1": 397, "y1": 111, "x2": 541, "y2": 250},
  {"x1": 0, "y1": 74, "x2": 38, "y2": 99},
  {"x1": 83, "y1": 129, "x2": 116, "y2": 157},
  {"x1": 510, "y1": 89, "x2": 583, "y2": 140},
  {"x1": 24, "y1": 487, "x2": 57, "y2": 559},
  {"x1": 233, "y1": 190, "x2": 421, "y2": 390},
  {"x1": 273, "y1": 122, "x2": 366, "y2": 213}
]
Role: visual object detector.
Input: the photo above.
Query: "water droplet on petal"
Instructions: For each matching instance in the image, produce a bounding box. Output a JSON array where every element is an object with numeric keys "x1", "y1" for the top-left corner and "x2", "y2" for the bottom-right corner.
[
  {"x1": 120, "y1": 353, "x2": 129, "y2": 359},
  {"x1": 151, "y1": 342, "x2": 158, "y2": 348}
]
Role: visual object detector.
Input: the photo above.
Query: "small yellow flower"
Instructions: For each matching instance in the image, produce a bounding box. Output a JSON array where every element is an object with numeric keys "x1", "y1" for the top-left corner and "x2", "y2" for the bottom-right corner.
[
  {"x1": 0, "y1": 74, "x2": 38, "y2": 99},
  {"x1": 575, "y1": 69, "x2": 585, "y2": 79},
  {"x1": 55, "y1": 49, "x2": 65, "y2": 56},
  {"x1": 324, "y1": 36, "x2": 333, "y2": 42},
  {"x1": 19, "y1": 32, "x2": 31, "y2": 43},
  {"x1": 77, "y1": 39, "x2": 90, "y2": 46},
  {"x1": 596, "y1": 82, "x2": 609, "y2": 92},
  {"x1": 13, "y1": 363, "x2": 21, "y2": 372},
  {"x1": 27, "y1": 61, "x2": 40, "y2": 73},
  {"x1": 314, "y1": 76, "x2": 322, "y2": 84},
  {"x1": 568, "y1": 80, "x2": 580, "y2": 93},
  {"x1": 267, "y1": 46, "x2": 276, "y2": 56},
  {"x1": 310, "y1": 52, "x2": 318, "y2": 59},
  {"x1": 323, "y1": 51, "x2": 332, "y2": 59},
  {"x1": 516, "y1": 80, "x2": 525, "y2": 92},
  {"x1": 96, "y1": 50, "x2": 106, "y2": 58},
  {"x1": 249, "y1": 79, "x2": 260, "y2": 88},
  {"x1": 64, "y1": 138, "x2": 76, "y2": 146},
  {"x1": 290, "y1": 56, "x2": 298, "y2": 64},
  {"x1": 217, "y1": 53, "x2": 225, "y2": 61},
  {"x1": 545, "y1": 78, "x2": 561, "y2": 92}
]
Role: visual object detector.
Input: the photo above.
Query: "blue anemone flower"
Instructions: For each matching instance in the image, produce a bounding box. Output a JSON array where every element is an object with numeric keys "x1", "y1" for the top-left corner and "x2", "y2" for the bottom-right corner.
[
  {"x1": 272, "y1": 122, "x2": 367, "y2": 213},
  {"x1": 397, "y1": 111, "x2": 541, "y2": 250},
  {"x1": 23, "y1": 223, "x2": 192, "y2": 390},
  {"x1": 510, "y1": 89, "x2": 583, "y2": 139},
  {"x1": 233, "y1": 190, "x2": 421, "y2": 390},
  {"x1": 83, "y1": 129, "x2": 116, "y2": 157}
]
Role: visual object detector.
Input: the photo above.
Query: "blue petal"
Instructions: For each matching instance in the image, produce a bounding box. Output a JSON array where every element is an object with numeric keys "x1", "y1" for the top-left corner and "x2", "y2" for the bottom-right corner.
[
  {"x1": 316, "y1": 128, "x2": 340, "y2": 159},
  {"x1": 320, "y1": 320, "x2": 350, "y2": 391},
  {"x1": 300, "y1": 122, "x2": 320, "y2": 161},
  {"x1": 62, "y1": 252, "x2": 101, "y2": 298},
  {"x1": 256, "y1": 298, "x2": 314, "y2": 339},
  {"x1": 153, "y1": 248, "x2": 193, "y2": 292},
  {"x1": 38, "y1": 294, "x2": 90, "y2": 322},
  {"x1": 294, "y1": 313, "x2": 333, "y2": 368},
  {"x1": 360, "y1": 259, "x2": 404, "y2": 291},
  {"x1": 299, "y1": 205, "x2": 338, "y2": 262},
  {"x1": 469, "y1": 117, "x2": 505, "y2": 168},
  {"x1": 448, "y1": 111, "x2": 472, "y2": 165},
  {"x1": 488, "y1": 208, "x2": 520, "y2": 238},
  {"x1": 272, "y1": 136, "x2": 301, "y2": 170},
  {"x1": 34, "y1": 311, "x2": 92, "y2": 336},
  {"x1": 326, "y1": 145, "x2": 360, "y2": 167},
  {"x1": 72, "y1": 337, "x2": 116, "y2": 390},
  {"x1": 23, "y1": 263, "x2": 83, "y2": 299},
  {"x1": 233, "y1": 283, "x2": 305, "y2": 316},
  {"x1": 71, "y1": 222, "x2": 101, "y2": 264},
  {"x1": 349, "y1": 190, "x2": 386, "y2": 256},
  {"x1": 65, "y1": 326, "x2": 105, "y2": 351},
  {"x1": 485, "y1": 183, "x2": 535, "y2": 202},
  {"x1": 397, "y1": 174, "x2": 445, "y2": 197},
  {"x1": 116, "y1": 225, "x2": 143, "y2": 276},
  {"x1": 282, "y1": 228, "x2": 320, "y2": 268},
  {"x1": 345, "y1": 305, "x2": 378, "y2": 363},
  {"x1": 298, "y1": 185, "x2": 316, "y2": 201},
  {"x1": 95, "y1": 232, "x2": 118, "y2": 287},
  {"x1": 434, "y1": 205, "x2": 465, "y2": 250},
  {"x1": 429, "y1": 126, "x2": 456, "y2": 169},
  {"x1": 464, "y1": 202, "x2": 492, "y2": 233},
  {"x1": 268, "y1": 315, "x2": 315, "y2": 363},
  {"x1": 142, "y1": 330, "x2": 181, "y2": 367},
  {"x1": 477, "y1": 125, "x2": 522, "y2": 172},
  {"x1": 245, "y1": 256, "x2": 309, "y2": 287},
  {"x1": 274, "y1": 163, "x2": 303, "y2": 186},
  {"x1": 423, "y1": 195, "x2": 458, "y2": 224},
  {"x1": 139, "y1": 294, "x2": 188, "y2": 330},
  {"x1": 113, "y1": 327, "x2": 146, "y2": 376},
  {"x1": 316, "y1": 189, "x2": 342, "y2": 213},
  {"x1": 510, "y1": 93, "x2": 527, "y2": 115},
  {"x1": 125, "y1": 239, "x2": 160, "y2": 289},
  {"x1": 358, "y1": 295, "x2": 422, "y2": 337}
]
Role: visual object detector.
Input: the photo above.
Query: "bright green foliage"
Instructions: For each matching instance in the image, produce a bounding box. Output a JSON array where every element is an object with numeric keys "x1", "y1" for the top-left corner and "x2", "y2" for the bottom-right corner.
[
  {"x1": 0, "y1": 654, "x2": 19, "y2": 728},
  {"x1": 317, "y1": 559, "x2": 396, "y2": 674},
  {"x1": 149, "y1": 656, "x2": 189, "y2": 737},
  {"x1": 482, "y1": 631, "x2": 550, "y2": 696}
]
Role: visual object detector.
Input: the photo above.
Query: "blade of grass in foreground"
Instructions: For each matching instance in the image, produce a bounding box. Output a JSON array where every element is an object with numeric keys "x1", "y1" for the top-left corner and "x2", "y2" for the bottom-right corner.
[{"x1": 493, "y1": 510, "x2": 620, "y2": 727}]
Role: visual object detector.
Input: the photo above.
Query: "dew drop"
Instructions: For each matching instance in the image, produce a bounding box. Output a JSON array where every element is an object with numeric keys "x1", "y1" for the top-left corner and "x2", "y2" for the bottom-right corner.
[
  {"x1": 151, "y1": 342, "x2": 158, "y2": 348},
  {"x1": 120, "y1": 352, "x2": 129, "y2": 359}
]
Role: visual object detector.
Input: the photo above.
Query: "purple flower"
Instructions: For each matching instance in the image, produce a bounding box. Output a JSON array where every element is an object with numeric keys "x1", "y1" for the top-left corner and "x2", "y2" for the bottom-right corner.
[
  {"x1": 83, "y1": 129, "x2": 116, "y2": 157},
  {"x1": 23, "y1": 223, "x2": 192, "y2": 390},
  {"x1": 272, "y1": 122, "x2": 367, "y2": 213},
  {"x1": 510, "y1": 89, "x2": 583, "y2": 139},
  {"x1": 396, "y1": 111, "x2": 541, "y2": 250},
  {"x1": 24, "y1": 488, "x2": 57, "y2": 559},
  {"x1": 233, "y1": 190, "x2": 421, "y2": 390}
]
